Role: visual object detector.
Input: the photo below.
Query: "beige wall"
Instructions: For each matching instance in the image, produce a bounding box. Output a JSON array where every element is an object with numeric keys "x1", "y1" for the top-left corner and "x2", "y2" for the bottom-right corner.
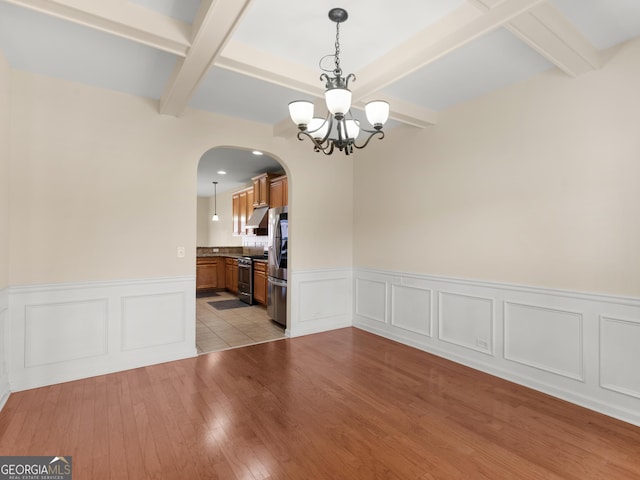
[
  {"x1": 8, "y1": 70, "x2": 354, "y2": 285},
  {"x1": 0, "y1": 51, "x2": 9, "y2": 290},
  {"x1": 354, "y1": 38, "x2": 640, "y2": 297},
  {"x1": 207, "y1": 187, "x2": 243, "y2": 247},
  {"x1": 196, "y1": 196, "x2": 210, "y2": 246},
  {"x1": 196, "y1": 188, "x2": 244, "y2": 247}
]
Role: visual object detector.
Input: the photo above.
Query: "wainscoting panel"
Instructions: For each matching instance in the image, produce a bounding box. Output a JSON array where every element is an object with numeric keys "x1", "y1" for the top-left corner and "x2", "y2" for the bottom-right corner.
[
  {"x1": 439, "y1": 292, "x2": 494, "y2": 355},
  {"x1": 391, "y1": 284, "x2": 432, "y2": 337},
  {"x1": 289, "y1": 269, "x2": 352, "y2": 337},
  {"x1": 353, "y1": 268, "x2": 640, "y2": 427},
  {"x1": 121, "y1": 292, "x2": 186, "y2": 351},
  {"x1": 7, "y1": 277, "x2": 196, "y2": 391},
  {"x1": 504, "y1": 302, "x2": 583, "y2": 381},
  {"x1": 25, "y1": 299, "x2": 108, "y2": 367},
  {"x1": 355, "y1": 276, "x2": 387, "y2": 324},
  {"x1": 600, "y1": 316, "x2": 640, "y2": 399}
]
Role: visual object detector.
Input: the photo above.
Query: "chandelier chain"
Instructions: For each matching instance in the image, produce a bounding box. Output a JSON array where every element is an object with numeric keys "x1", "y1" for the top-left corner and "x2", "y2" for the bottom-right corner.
[{"x1": 334, "y1": 22, "x2": 342, "y2": 76}]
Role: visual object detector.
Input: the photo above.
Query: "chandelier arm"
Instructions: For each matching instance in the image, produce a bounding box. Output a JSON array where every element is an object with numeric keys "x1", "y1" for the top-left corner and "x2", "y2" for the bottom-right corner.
[
  {"x1": 320, "y1": 115, "x2": 334, "y2": 144},
  {"x1": 344, "y1": 73, "x2": 356, "y2": 89},
  {"x1": 353, "y1": 130, "x2": 385, "y2": 150},
  {"x1": 296, "y1": 130, "x2": 339, "y2": 155},
  {"x1": 323, "y1": 142, "x2": 336, "y2": 155}
]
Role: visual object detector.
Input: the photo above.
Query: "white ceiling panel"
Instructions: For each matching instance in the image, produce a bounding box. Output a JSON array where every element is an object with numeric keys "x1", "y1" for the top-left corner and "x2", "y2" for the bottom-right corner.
[
  {"x1": 189, "y1": 66, "x2": 311, "y2": 125},
  {"x1": 551, "y1": 0, "x2": 640, "y2": 49},
  {"x1": 197, "y1": 147, "x2": 284, "y2": 196},
  {"x1": 382, "y1": 28, "x2": 554, "y2": 112},
  {"x1": 127, "y1": 0, "x2": 202, "y2": 24},
  {"x1": 0, "y1": 1, "x2": 177, "y2": 99},
  {"x1": 232, "y1": 0, "x2": 466, "y2": 73}
]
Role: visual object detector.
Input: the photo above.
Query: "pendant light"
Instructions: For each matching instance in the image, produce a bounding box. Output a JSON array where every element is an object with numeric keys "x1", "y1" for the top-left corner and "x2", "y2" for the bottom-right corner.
[
  {"x1": 211, "y1": 181, "x2": 219, "y2": 222},
  {"x1": 288, "y1": 8, "x2": 389, "y2": 156}
]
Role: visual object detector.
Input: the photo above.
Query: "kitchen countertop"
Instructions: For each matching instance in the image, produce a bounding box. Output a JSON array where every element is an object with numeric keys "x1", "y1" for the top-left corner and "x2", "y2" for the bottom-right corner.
[{"x1": 196, "y1": 253, "x2": 268, "y2": 262}]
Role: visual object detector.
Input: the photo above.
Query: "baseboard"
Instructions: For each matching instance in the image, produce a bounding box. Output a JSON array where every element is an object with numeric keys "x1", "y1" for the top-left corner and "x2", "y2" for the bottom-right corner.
[
  {"x1": 7, "y1": 276, "x2": 197, "y2": 391},
  {"x1": 354, "y1": 268, "x2": 640, "y2": 427}
]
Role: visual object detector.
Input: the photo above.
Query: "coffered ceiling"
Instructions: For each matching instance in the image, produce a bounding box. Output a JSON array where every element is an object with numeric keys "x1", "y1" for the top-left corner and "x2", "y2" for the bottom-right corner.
[{"x1": 1, "y1": 0, "x2": 639, "y2": 193}]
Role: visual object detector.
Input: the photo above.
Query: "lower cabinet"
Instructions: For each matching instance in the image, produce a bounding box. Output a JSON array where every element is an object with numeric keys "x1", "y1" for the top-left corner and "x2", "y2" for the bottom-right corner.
[
  {"x1": 196, "y1": 257, "x2": 225, "y2": 292},
  {"x1": 253, "y1": 261, "x2": 268, "y2": 306},
  {"x1": 225, "y1": 257, "x2": 239, "y2": 294}
]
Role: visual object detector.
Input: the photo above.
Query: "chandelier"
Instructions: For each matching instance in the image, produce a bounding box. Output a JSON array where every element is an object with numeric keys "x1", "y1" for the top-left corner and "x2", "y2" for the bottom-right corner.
[{"x1": 288, "y1": 8, "x2": 389, "y2": 156}]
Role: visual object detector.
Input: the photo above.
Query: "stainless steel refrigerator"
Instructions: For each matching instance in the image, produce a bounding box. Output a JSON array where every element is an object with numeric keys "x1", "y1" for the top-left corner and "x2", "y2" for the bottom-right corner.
[{"x1": 267, "y1": 206, "x2": 287, "y2": 327}]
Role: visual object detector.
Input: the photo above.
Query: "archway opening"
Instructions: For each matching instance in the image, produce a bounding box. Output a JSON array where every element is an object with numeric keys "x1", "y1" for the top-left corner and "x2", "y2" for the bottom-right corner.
[{"x1": 195, "y1": 146, "x2": 289, "y2": 354}]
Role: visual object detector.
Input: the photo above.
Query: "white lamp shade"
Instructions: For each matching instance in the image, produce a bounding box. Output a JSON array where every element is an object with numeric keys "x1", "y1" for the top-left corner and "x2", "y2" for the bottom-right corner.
[
  {"x1": 308, "y1": 117, "x2": 329, "y2": 139},
  {"x1": 345, "y1": 119, "x2": 360, "y2": 139},
  {"x1": 325, "y1": 88, "x2": 352, "y2": 116},
  {"x1": 289, "y1": 101, "x2": 314, "y2": 126},
  {"x1": 365, "y1": 100, "x2": 389, "y2": 127},
  {"x1": 212, "y1": 214, "x2": 219, "y2": 222}
]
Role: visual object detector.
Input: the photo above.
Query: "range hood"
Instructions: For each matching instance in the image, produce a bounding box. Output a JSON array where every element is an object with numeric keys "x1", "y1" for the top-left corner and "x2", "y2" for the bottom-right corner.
[{"x1": 246, "y1": 206, "x2": 269, "y2": 229}]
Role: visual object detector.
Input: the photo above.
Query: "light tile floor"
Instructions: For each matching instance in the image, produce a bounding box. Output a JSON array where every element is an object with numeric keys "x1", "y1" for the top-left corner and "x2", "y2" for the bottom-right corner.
[{"x1": 196, "y1": 291, "x2": 286, "y2": 354}]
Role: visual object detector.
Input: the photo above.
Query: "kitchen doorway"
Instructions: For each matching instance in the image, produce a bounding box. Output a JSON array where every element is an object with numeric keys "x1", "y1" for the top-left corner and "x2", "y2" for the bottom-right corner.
[{"x1": 195, "y1": 147, "x2": 289, "y2": 354}]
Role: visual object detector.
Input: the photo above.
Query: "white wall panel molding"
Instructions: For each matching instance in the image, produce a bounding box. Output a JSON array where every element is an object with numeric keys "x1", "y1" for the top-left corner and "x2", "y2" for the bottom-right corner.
[
  {"x1": 504, "y1": 302, "x2": 584, "y2": 381},
  {"x1": 600, "y1": 316, "x2": 640, "y2": 400},
  {"x1": 353, "y1": 267, "x2": 640, "y2": 427},
  {"x1": 391, "y1": 284, "x2": 432, "y2": 337},
  {"x1": 7, "y1": 276, "x2": 196, "y2": 391},
  {"x1": 24, "y1": 299, "x2": 108, "y2": 367},
  {"x1": 355, "y1": 272, "x2": 388, "y2": 324},
  {"x1": 289, "y1": 268, "x2": 352, "y2": 337},
  {"x1": 0, "y1": 289, "x2": 9, "y2": 411},
  {"x1": 438, "y1": 291, "x2": 494, "y2": 355},
  {"x1": 121, "y1": 292, "x2": 186, "y2": 351}
]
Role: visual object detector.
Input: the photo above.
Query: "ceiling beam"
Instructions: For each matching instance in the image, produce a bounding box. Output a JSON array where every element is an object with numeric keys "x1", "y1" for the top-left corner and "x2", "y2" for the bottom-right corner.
[
  {"x1": 4, "y1": 0, "x2": 191, "y2": 56},
  {"x1": 352, "y1": 0, "x2": 547, "y2": 101},
  {"x1": 469, "y1": 0, "x2": 601, "y2": 76},
  {"x1": 217, "y1": 41, "x2": 322, "y2": 98},
  {"x1": 159, "y1": 0, "x2": 254, "y2": 116}
]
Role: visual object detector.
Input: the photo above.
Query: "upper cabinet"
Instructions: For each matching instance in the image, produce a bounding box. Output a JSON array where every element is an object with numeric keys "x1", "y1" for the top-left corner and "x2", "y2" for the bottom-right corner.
[
  {"x1": 232, "y1": 186, "x2": 254, "y2": 236},
  {"x1": 269, "y1": 175, "x2": 288, "y2": 209},
  {"x1": 252, "y1": 173, "x2": 276, "y2": 208},
  {"x1": 232, "y1": 172, "x2": 287, "y2": 235}
]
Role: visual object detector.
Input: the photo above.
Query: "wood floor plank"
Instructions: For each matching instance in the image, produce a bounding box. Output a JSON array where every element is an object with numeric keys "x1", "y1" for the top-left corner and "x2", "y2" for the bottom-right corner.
[{"x1": 1, "y1": 328, "x2": 640, "y2": 479}]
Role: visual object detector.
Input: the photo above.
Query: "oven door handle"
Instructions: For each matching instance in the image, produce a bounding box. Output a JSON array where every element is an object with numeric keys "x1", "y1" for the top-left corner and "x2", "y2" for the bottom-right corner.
[{"x1": 268, "y1": 277, "x2": 287, "y2": 287}]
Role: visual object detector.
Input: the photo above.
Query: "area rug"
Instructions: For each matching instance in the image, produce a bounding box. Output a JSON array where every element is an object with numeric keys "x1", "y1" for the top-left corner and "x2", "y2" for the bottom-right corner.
[{"x1": 208, "y1": 299, "x2": 249, "y2": 310}]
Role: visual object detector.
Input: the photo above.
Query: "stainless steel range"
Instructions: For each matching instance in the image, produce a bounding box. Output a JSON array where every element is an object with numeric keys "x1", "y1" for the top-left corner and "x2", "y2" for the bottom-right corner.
[
  {"x1": 238, "y1": 254, "x2": 268, "y2": 305},
  {"x1": 237, "y1": 256, "x2": 254, "y2": 305}
]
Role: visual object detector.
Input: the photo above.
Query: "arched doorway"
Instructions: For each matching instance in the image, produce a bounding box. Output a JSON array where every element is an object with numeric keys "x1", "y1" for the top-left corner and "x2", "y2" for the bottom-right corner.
[{"x1": 195, "y1": 146, "x2": 289, "y2": 354}]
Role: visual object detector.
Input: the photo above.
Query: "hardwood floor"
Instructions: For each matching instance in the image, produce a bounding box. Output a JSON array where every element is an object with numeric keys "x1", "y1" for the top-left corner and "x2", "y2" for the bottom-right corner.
[{"x1": 1, "y1": 327, "x2": 639, "y2": 479}]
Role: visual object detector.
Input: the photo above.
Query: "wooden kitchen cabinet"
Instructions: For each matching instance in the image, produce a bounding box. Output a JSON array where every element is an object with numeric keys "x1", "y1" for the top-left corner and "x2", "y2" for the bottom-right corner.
[
  {"x1": 225, "y1": 257, "x2": 239, "y2": 294},
  {"x1": 253, "y1": 261, "x2": 268, "y2": 306},
  {"x1": 246, "y1": 188, "x2": 255, "y2": 236},
  {"x1": 232, "y1": 192, "x2": 240, "y2": 236},
  {"x1": 232, "y1": 186, "x2": 254, "y2": 236},
  {"x1": 269, "y1": 175, "x2": 288, "y2": 209},
  {"x1": 196, "y1": 257, "x2": 225, "y2": 292},
  {"x1": 239, "y1": 189, "x2": 248, "y2": 233},
  {"x1": 252, "y1": 173, "x2": 276, "y2": 208}
]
